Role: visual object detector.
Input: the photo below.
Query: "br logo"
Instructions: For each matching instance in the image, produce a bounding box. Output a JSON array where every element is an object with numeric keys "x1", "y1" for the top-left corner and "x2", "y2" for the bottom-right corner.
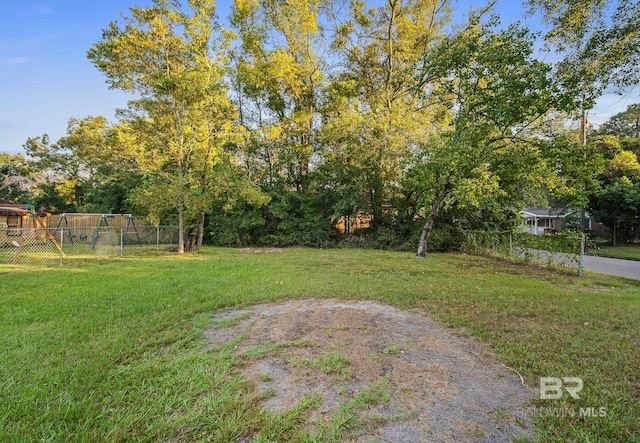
[{"x1": 539, "y1": 377, "x2": 583, "y2": 400}]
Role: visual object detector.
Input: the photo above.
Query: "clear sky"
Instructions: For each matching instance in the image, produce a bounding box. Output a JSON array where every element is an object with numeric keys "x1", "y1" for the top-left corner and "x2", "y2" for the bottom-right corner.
[{"x1": 1, "y1": 0, "x2": 637, "y2": 155}]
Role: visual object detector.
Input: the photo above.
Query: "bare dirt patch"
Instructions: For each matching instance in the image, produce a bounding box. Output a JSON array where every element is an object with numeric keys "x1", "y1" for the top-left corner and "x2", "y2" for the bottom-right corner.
[{"x1": 205, "y1": 299, "x2": 536, "y2": 442}]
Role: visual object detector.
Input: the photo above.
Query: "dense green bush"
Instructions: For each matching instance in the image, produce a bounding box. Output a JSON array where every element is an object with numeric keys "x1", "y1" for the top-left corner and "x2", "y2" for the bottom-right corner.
[
  {"x1": 425, "y1": 225, "x2": 466, "y2": 252},
  {"x1": 208, "y1": 202, "x2": 269, "y2": 246},
  {"x1": 267, "y1": 191, "x2": 338, "y2": 247},
  {"x1": 208, "y1": 190, "x2": 339, "y2": 248},
  {"x1": 206, "y1": 178, "x2": 532, "y2": 252}
]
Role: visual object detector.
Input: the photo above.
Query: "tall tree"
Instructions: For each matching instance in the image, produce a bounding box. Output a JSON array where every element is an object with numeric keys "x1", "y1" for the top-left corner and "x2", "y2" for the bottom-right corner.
[
  {"x1": 230, "y1": 0, "x2": 327, "y2": 192},
  {"x1": 324, "y1": 0, "x2": 454, "y2": 225},
  {"x1": 541, "y1": 131, "x2": 605, "y2": 213},
  {"x1": 524, "y1": 0, "x2": 640, "y2": 230},
  {"x1": 527, "y1": 0, "x2": 640, "y2": 96},
  {"x1": 21, "y1": 118, "x2": 142, "y2": 214},
  {"x1": 23, "y1": 132, "x2": 87, "y2": 212},
  {"x1": 89, "y1": 0, "x2": 242, "y2": 253},
  {"x1": 413, "y1": 22, "x2": 570, "y2": 256},
  {"x1": 592, "y1": 177, "x2": 640, "y2": 245},
  {"x1": 598, "y1": 103, "x2": 640, "y2": 139},
  {"x1": 0, "y1": 153, "x2": 34, "y2": 203}
]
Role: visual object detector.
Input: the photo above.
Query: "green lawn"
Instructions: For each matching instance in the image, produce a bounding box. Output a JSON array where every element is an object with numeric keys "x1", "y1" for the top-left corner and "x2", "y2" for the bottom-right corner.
[
  {"x1": 593, "y1": 245, "x2": 640, "y2": 260},
  {"x1": 1, "y1": 247, "x2": 638, "y2": 442}
]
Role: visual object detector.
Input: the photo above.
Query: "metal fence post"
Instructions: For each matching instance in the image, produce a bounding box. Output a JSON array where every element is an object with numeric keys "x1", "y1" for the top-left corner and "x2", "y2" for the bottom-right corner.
[
  {"x1": 60, "y1": 228, "x2": 64, "y2": 267},
  {"x1": 578, "y1": 233, "x2": 585, "y2": 277},
  {"x1": 509, "y1": 234, "x2": 513, "y2": 257},
  {"x1": 157, "y1": 226, "x2": 160, "y2": 251},
  {"x1": 120, "y1": 228, "x2": 124, "y2": 257}
]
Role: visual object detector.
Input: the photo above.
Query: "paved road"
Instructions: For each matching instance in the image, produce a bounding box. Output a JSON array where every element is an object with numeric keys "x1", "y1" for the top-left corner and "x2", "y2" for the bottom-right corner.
[
  {"x1": 582, "y1": 255, "x2": 640, "y2": 281},
  {"x1": 514, "y1": 248, "x2": 640, "y2": 281}
]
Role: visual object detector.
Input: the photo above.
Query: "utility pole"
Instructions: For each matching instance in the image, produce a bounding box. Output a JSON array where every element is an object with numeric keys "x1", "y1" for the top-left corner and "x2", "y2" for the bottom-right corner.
[
  {"x1": 579, "y1": 107, "x2": 588, "y2": 146},
  {"x1": 579, "y1": 107, "x2": 587, "y2": 232}
]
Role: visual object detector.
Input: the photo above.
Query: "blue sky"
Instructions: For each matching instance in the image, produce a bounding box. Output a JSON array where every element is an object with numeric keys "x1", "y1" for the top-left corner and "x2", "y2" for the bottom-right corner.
[{"x1": 0, "y1": 0, "x2": 637, "y2": 155}]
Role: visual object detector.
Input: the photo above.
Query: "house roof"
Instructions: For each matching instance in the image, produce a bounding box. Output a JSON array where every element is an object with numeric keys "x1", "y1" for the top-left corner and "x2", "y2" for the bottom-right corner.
[
  {"x1": 520, "y1": 207, "x2": 588, "y2": 219},
  {"x1": 0, "y1": 201, "x2": 48, "y2": 217},
  {"x1": 0, "y1": 200, "x2": 28, "y2": 215}
]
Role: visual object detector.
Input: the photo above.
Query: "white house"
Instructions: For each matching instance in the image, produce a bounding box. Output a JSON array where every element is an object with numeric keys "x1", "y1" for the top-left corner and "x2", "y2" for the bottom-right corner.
[{"x1": 520, "y1": 207, "x2": 591, "y2": 235}]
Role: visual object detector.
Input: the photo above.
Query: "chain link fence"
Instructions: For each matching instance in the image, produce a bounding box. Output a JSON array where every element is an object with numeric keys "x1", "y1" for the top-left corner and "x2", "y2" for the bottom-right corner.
[
  {"x1": 462, "y1": 231, "x2": 587, "y2": 276},
  {"x1": 4, "y1": 224, "x2": 588, "y2": 274},
  {"x1": 0, "y1": 226, "x2": 180, "y2": 267}
]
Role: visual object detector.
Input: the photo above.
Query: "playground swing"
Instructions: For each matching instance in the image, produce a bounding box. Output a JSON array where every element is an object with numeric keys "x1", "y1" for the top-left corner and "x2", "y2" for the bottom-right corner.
[
  {"x1": 52, "y1": 213, "x2": 143, "y2": 250},
  {"x1": 12, "y1": 205, "x2": 64, "y2": 263}
]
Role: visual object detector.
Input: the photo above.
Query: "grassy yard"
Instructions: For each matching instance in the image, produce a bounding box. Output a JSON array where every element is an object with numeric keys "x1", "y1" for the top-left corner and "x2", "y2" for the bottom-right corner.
[
  {"x1": 1, "y1": 247, "x2": 638, "y2": 442},
  {"x1": 593, "y1": 244, "x2": 640, "y2": 260}
]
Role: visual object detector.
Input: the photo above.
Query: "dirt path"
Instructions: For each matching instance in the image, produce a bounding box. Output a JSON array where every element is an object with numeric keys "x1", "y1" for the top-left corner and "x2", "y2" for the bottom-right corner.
[{"x1": 205, "y1": 299, "x2": 536, "y2": 442}]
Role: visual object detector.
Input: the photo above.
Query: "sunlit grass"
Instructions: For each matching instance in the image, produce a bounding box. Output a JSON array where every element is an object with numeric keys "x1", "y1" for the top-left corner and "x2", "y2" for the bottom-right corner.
[
  {"x1": 0, "y1": 247, "x2": 638, "y2": 441},
  {"x1": 594, "y1": 244, "x2": 640, "y2": 260}
]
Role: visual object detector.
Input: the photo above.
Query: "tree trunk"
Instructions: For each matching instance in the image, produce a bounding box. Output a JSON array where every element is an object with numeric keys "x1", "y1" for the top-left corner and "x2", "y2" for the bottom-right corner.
[
  {"x1": 196, "y1": 211, "x2": 205, "y2": 253},
  {"x1": 370, "y1": 175, "x2": 384, "y2": 227},
  {"x1": 416, "y1": 185, "x2": 450, "y2": 258},
  {"x1": 177, "y1": 198, "x2": 185, "y2": 254}
]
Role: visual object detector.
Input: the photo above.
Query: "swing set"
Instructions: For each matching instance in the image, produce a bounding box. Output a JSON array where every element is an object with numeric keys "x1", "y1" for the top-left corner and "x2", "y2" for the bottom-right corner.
[
  {"x1": 51, "y1": 213, "x2": 143, "y2": 250},
  {"x1": 1, "y1": 204, "x2": 147, "y2": 263}
]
